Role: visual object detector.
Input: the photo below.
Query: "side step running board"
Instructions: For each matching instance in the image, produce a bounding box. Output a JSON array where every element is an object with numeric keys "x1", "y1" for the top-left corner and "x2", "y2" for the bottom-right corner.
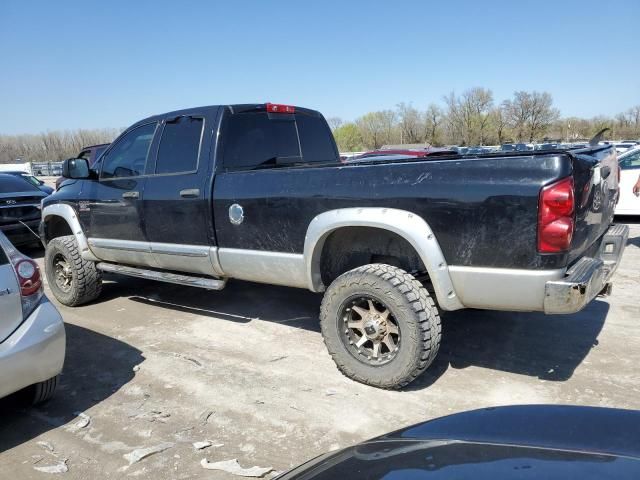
[{"x1": 96, "y1": 263, "x2": 226, "y2": 290}]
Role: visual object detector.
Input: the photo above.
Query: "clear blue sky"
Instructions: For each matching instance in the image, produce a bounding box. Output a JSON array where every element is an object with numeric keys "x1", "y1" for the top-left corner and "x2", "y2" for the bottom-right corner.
[{"x1": 1, "y1": 0, "x2": 639, "y2": 134}]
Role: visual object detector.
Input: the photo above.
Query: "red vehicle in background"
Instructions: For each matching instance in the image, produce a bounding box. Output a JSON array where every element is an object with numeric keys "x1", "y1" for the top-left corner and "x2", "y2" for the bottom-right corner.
[
  {"x1": 347, "y1": 146, "x2": 457, "y2": 162},
  {"x1": 55, "y1": 143, "x2": 109, "y2": 190}
]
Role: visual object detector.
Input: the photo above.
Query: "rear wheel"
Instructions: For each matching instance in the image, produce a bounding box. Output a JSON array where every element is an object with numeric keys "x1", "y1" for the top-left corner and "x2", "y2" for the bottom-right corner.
[
  {"x1": 45, "y1": 235, "x2": 102, "y2": 306},
  {"x1": 320, "y1": 264, "x2": 441, "y2": 389}
]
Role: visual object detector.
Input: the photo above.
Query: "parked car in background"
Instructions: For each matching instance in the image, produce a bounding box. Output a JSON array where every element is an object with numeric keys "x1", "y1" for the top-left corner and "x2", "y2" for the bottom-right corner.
[
  {"x1": 464, "y1": 146, "x2": 494, "y2": 155},
  {"x1": 616, "y1": 146, "x2": 640, "y2": 215},
  {"x1": 2, "y1": 171, "x2": 54, "y2": 195},
  {"x1": 499, "y1": 143, "x2": 516, "y2": 152},
  {"x1": 614, "y1": 142, "x2": 637, "y2": 153},
  {"x1": 515, "y1": 142, "x2": 532, "y2": 151},
  {"x1": 276, "y1": 405, "x2": 640, "y2": 479},
  {"x1": 55, "y1": 143, "x2": 109, "y2": 190},
  {"x1": 0, "y1": 173, "x2": 47, "y2": 246},
  {"x1": 0, "y1": 231, "x2": 65, "y2": 404},
  {"x1": 537, "y1": 143, "x2": 561, "y2": 150}
]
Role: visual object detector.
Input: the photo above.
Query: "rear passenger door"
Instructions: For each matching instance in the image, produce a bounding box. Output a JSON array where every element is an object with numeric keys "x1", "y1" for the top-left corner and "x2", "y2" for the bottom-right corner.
[
  {"x1": 213, "y1": 108, "x2": 339, "y2": 253},
  {"x1": 142, "y1": 114, "x2": 215, "y2": 274}
]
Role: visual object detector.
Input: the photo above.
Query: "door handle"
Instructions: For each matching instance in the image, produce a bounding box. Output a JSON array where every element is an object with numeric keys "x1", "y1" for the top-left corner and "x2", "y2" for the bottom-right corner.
[
  {"x1": 122, "y1": 191, "x2": 139, "y2": 199},
  {"x1": 180, "y1": 188, "x2": 200, "y2": 198}
]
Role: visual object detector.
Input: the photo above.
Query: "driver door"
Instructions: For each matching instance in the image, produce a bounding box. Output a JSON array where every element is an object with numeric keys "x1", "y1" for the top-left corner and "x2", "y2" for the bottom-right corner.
[{"x1": 84, "y1": 122, "x2": 158, "y2": 266}]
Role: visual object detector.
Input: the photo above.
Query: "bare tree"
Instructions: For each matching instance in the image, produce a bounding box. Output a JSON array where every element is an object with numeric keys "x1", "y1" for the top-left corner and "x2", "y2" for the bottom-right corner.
[
  {"x1": 525, "y1": 92, "x2": 559, "y2": 142},
  {"x1": 443, "y1": 88, "x2": 493, "y2": 145},
  {"x1": 0, "y1": 128, "x2": 121, "y2": 164},
  {"x1": 490, "y1": 106, "x2": 509, "y2": 145},
  {"x1": 423, "y1": 103, "x2": 442, "y2": 145},
  {"x1": 326, "y1": 117, "x2": 343, "y2": 131},
  {"x1": 396, "y1": 103, "x2": 423, "y2": 143},
  {"x1": 355, "y1": 112, "x2": 389, "y2": 149},
  {"x1": 503, "y1": 91, "x2": 559, "y2": 142}
]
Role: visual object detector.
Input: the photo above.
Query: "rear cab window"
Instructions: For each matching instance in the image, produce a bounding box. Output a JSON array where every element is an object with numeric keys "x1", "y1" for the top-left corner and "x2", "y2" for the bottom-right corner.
[
  {"x1": 221, "y1": 107, "x2": 338, "y2": 171},
  {"x1": 155, "y1": 116, "x2": 204, "y2": 174}
]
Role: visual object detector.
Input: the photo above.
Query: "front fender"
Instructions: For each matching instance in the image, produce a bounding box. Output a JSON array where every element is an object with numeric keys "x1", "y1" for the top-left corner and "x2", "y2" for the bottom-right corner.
[{"x1": 41, "y1": 203, "x2": 99, "y2": 262}]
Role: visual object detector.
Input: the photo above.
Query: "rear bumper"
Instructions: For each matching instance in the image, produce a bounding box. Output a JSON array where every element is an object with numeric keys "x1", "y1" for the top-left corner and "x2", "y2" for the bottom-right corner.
[
  {"x1": 0, "y1": 298, "x2": 65, "y2": 399},
  {"x1": 544, "y1": 224, "x2": 629, "y2": 314},
  {"x1": 0, "y1": 219, "x2": 41, "y2": 245}
]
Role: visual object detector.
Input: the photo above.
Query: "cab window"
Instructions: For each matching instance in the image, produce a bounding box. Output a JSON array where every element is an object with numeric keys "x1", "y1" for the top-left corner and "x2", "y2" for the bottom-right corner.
[
  {"x1": 100, "y1": 123, "x2": 157, "y2": 179},
  {"x1": 155, "y1": 116, "x2": 204, "y2": 174},
  {"x1": 221, "y1": 111, "x2": 337, "y2": 171}
]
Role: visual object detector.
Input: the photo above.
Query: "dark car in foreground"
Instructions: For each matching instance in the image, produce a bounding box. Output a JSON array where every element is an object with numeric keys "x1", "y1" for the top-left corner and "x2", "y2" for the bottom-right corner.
[
  {"x1": 55, "y1": 143, "x2": 109, "y2": 190},
  {"x1": 0, "y1": 174, "x2": 47, "y2": 246},
  {"x1": 278, "y1": 405, "x2": 640, "y2": 479},
  {"x1": 2, "y1": 171, "x2": 54, "y2": 195}
]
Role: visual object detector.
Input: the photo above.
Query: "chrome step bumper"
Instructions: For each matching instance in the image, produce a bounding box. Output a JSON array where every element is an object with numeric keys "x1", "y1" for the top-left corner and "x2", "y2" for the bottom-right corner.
[{"x1": 544, "y1": 224, "x2": 629, "y2": 314}]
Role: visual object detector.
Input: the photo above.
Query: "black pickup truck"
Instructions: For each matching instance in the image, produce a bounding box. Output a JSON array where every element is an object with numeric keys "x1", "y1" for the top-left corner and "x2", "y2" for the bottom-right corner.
[{"x1": 40, "y1": 103, "x2": 628, "y2": 389}]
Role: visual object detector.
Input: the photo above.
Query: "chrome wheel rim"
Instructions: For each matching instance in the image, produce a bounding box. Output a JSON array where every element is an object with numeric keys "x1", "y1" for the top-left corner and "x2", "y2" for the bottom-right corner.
[
  {"x1": 339, "y1": 295, "x2": 400, "y2": 366},
  {"x1": 53, "y1": 254, "x2": 72, "y2": 292}
]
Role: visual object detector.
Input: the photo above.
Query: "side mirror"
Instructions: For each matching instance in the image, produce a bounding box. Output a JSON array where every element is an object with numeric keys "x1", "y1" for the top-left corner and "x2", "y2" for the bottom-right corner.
[{"x1": 62, "y1": 158, "x2": 90, "y2": 179}]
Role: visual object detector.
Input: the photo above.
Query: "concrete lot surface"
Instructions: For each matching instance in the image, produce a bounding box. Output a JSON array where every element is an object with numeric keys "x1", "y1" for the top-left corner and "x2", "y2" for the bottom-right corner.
[{"x1": 0, "y1": 221, "x2": 639, "y2": 479}]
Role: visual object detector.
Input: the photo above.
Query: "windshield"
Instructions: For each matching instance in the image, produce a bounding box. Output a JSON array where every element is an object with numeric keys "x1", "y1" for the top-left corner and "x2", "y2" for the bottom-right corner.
[
  {"x1": 19, "y1": 174, "x2": 40, "y2": 187},
  {"x1": 0, "y1": 175, "x2": 41, "y2": 193}
]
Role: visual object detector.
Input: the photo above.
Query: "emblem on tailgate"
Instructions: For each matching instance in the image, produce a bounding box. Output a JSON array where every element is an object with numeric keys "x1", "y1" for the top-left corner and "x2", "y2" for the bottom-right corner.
[{"x1": 5, "y1": 200, "x2": 17, "y2": 205}]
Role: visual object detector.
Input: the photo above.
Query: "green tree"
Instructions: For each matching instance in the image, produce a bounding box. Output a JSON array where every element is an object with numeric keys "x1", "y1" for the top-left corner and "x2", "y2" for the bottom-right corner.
[{"x1": 333, "y1": 123, "x2": 364, "y2": 152}]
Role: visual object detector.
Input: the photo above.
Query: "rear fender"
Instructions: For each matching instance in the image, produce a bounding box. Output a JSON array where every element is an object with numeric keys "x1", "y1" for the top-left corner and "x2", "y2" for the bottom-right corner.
[{"x1": 304, "y1": 208, "x2": 464, "y2": 311}]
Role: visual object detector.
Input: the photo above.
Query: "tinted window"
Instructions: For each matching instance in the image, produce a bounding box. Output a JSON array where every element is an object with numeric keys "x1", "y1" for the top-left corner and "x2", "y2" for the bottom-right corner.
[
  {"x1": 100, "y1": 123, "x2": 156, "y2": 179},
  {"x1": 297, "y1": 114, "x2": 338, "y2": 163},
  {"x1": 222, "y1": 111, "x2": 336, "y2": 170},
  {"x1": 222, "y1": 113, "x2": 299, "y2": 170},
  {"x1": 620, "y1": 150, "x2": 640, "y2": 170},
  {"x1": 79, "y1": 150, "x2": 91, "y2": 160},
  {"x1": 0, "y1": 175, "x2": 40, "y2": 193},
  {"x1": 156, "y1": 117, "x2": 204, "y2": 174}
]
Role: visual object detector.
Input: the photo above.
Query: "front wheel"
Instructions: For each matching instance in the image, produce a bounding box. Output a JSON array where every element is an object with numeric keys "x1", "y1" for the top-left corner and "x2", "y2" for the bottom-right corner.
[
  {"x1": 320, "y1": 264, "x2": 441, "y2": 389},
  {"x1": 45, "y1": 235, "x2": 102, "y2": 306}
]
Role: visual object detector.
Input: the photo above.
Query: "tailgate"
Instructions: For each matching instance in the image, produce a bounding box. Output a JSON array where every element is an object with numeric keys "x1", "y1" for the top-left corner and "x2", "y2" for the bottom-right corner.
[{"x1": 568, "y1": 145, "x2": 619, "y2": 264}]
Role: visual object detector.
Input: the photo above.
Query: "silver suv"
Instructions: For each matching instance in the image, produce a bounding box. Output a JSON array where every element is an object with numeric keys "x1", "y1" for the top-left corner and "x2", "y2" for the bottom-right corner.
[{"x1": 0, "y1": 232, "x2": 65, "y2": 404}]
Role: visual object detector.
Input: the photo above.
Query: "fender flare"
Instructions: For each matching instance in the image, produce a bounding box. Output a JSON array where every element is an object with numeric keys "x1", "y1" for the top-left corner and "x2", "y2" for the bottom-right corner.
[
  {"x1": 303, "y1": 207, "x2": 463, "y2": 311},
  {"x1": 41, "y1": 203, "x2": 100, "y2": 261}
]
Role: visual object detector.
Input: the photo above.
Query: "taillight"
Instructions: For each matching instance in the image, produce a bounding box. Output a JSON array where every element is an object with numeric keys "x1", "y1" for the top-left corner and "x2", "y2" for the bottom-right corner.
[
  {"x1": 265, "y1": 103, "x2": 295, "y2": 114},
  {"x1": 0, "y1": 233, "x2": 44, "y2": 318},
  {"x1": 15, "y1": 259, "x2": 42, "y2": 296},
  {"x1": 538, "y1": 177, "x2": 575, "y2": 253}
]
